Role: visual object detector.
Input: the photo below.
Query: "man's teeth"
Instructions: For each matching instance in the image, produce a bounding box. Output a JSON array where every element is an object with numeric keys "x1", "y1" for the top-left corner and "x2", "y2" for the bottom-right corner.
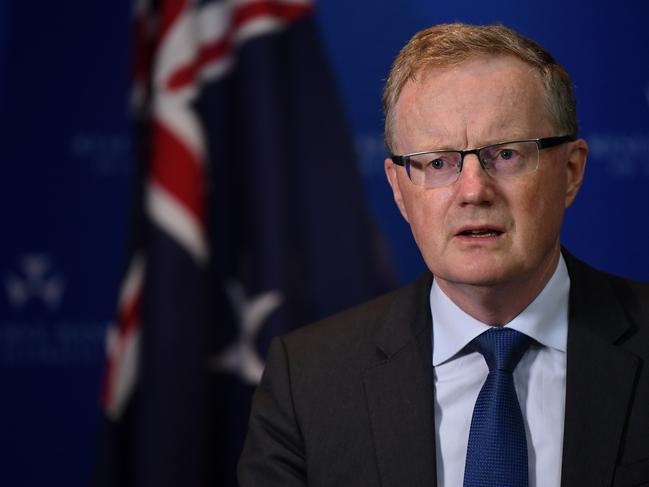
[{"x1": 464, "y1": 230, "x2": 499, "y2": 237}]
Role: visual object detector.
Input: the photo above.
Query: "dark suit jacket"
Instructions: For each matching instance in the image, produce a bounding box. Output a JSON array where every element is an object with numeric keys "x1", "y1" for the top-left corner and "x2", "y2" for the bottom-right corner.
[{"x1": 238, "y1": 252, "x2": 649, "y2": 486}]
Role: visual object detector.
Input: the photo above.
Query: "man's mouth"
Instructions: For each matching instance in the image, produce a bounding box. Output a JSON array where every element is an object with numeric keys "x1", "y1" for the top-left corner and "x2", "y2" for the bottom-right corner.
[{"x1": 457, "y1": 228, "x2": 504, "y2": 238}]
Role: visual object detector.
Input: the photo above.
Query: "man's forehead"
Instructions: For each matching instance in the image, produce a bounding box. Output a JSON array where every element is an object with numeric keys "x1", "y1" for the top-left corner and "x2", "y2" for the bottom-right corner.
[
  {"x1": 410, "y1": 54, "x2": 543, "y2": 93},
  {"x1": 393, "y1": 55, "x2": 551, "y2": 150}
]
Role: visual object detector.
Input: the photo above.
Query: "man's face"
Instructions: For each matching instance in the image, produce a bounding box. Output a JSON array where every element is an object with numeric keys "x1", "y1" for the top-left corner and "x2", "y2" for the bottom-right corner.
[{"x1": 385, "y1": 55, "x2": 587, "y2": 294}]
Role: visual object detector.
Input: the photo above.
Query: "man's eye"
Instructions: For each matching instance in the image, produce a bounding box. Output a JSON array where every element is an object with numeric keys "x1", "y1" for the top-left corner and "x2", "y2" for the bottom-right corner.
[
  {"x1": 428, "y1": 159, "x2": 446, "y2": 170},
  {"x1": 499, "y1": 149, "x2": 515, "y2": 160}
]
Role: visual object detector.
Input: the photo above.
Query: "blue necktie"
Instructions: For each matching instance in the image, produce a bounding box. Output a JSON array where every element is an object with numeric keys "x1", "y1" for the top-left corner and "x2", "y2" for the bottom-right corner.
[{"x1": 463, "y1": 328, "x2": 532, "y2": 487}]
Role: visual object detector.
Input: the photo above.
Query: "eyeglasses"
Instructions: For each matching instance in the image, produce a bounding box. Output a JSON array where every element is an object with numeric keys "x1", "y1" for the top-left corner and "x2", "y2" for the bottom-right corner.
[{"x1": 390, "y1": 135, "x2": 575, "y2": 189}]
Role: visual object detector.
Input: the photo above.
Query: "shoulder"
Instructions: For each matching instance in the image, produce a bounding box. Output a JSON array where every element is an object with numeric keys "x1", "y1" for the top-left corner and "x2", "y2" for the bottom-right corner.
[
  {"x1": 599, "y1": 271, "x2": 649, "y2": 336},
  {"x1": 564, "y1": 249, "x2": 649, "y2": 342},
  {"x1": 275, "y1": 271, "x2": 433, "y2": 369},
  {"x1": 601, "y1": 269, "x2": 649, "y2": 307},
  {"x1": 564, "y1": 249, "x2": 649, "y2": 317}
]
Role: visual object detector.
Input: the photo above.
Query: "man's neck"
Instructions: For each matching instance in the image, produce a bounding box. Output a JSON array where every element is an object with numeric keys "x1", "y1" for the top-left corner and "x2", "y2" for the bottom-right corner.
[{"x1": 435, "y1": 247, "x2": 562, "y2": 325}]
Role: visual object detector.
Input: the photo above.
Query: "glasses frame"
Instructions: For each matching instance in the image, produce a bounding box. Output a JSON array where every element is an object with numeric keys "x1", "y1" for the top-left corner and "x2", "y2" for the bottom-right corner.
[{"x1": 390, "y1": 135, "x2": 575, "y2": 187}]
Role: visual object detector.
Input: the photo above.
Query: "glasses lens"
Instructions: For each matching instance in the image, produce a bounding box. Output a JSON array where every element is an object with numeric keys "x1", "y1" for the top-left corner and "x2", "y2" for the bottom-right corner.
[
  {"x1": 407, "y1": 151, "x2": 461, "y2": 188},
  {"x1": 479, "y1": 141, "x2": 539, "y2": 177}
]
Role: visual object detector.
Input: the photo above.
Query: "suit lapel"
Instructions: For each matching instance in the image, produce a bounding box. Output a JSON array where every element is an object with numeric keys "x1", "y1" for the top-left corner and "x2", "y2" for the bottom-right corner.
[
  {"x1": 362, "y1": 273, "x2": 437, "y2": 487},
  {"x1": 561, "y1": 253, "x2": 640, "y2": 487}
]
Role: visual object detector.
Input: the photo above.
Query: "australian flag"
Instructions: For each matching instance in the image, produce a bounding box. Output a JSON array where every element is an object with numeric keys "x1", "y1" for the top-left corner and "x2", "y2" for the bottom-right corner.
[{"x1": 95, "y1": 0, "x2": 394, "y2": 486}]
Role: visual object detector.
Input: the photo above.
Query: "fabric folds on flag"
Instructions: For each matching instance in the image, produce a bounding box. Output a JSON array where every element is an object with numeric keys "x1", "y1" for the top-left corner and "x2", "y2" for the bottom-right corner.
[{"x1": 95, "y1": 0, "x2": 394, "y2": 485}]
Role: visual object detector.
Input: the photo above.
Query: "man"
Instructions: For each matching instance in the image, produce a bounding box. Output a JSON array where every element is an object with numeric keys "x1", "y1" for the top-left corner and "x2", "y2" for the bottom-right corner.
[{"x1": 238, "y1": 23, "x2": 649, "y2": 487}]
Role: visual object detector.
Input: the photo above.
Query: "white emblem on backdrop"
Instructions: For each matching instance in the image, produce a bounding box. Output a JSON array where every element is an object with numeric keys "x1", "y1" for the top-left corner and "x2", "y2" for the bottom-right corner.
[
  {"x1": 69, "y1": 131, "x2": 130, "y2": 176},
  {"x1": 4, "y1": 254, "x2": 66, "y2": 311},
  {"x1": 0, "y1": 254, "x2": 106, "y2": 365},
  {"x1": 579, "y1": 85, "x2": 649, "y2": 179},
  {"x1": 588, "y1": 134, "x2": 649, "y2": 178},
  {"x1": 206, "y1": 280, "x2": 283, "y2": 385}
]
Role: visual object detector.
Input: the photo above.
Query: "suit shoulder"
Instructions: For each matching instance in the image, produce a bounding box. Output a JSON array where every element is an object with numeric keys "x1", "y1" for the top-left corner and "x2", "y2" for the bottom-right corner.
[
  {"x1": 570, "y1": 253, "x2": 649, "y2": 335},
  {"x1": 564, "y1": 249, "x2": 649, "y2": 321},
  {"x1": 602, "y1": 270, "x2": 649, "y2": 294},
  {"x1": 280, "y1": 272, "x2": 431, "y2": 360},
  {"x1": 602, "y1": 271, "x2": 649, "y2": 326},
  {"x1": 284, "y1": 283, "x2": 409, "y2": 343}
]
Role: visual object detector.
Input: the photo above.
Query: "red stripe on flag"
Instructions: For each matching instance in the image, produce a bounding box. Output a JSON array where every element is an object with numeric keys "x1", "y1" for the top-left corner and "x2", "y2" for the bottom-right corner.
[
  {"x1": 101, "y1": 286, "x2": 143, "y2": 408},
  {"x1": 166, "y1": 37, "x2": 232, "y2": 91},
  {"x1": 101, "y1": 354, "x2": 116, "y2": 407},
  {"x1": 233, "y1": 0, "x2": 313, "y2": 26},
  {"x1": 166, "y1": 0, "x2": 313, "y2": 91},
  {"x1": 119, "y1": 286, "x2": 143, "y2": 337},
  {"x1": 150, "y1": 119, "x2": 205, "y2": 222},
  {"x1": 159, "y1": 0, "x2": 188, "y2": 42}
]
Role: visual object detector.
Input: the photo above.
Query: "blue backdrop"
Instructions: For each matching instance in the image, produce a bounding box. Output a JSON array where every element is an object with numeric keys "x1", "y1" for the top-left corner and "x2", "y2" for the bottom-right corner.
[{"x1": 1, "y1": 1, "x2": 648, "y2": 486}]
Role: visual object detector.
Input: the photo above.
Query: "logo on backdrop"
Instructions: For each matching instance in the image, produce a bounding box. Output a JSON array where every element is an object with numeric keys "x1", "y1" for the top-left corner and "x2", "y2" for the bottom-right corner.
[
  {"x1": 588, "y1": 133, "x2": 649, "y2": 178},
  {"x1": 587, "y1": 85, "x2": 649, "y2": 179},
  {"x1": 4, "y1": 254, "x2": 66, "y2": 311},
  {"x1": 69, "y1": 131, "x2": 130, "y2": 176},
  {"x1": 0, "y1": 253, "x2": 105, "y2": 365}
]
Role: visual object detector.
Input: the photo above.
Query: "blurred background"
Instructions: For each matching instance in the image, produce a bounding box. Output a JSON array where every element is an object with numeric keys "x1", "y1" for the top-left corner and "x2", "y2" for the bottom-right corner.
[{"x1": 1, "y1": 0, "x2": 648, "y2": 486}]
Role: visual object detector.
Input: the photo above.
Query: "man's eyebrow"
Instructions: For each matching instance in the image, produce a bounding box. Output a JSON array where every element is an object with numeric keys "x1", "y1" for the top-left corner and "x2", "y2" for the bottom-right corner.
[{"x1": 407, "y1": 138, "x2": 511, "y2": 153}]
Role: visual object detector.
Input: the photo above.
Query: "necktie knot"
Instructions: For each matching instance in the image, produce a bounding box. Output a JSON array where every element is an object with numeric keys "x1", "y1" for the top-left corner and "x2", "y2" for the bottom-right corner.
[{"x1": 470, "y1": 328, "x2": 531, "y2": 372}]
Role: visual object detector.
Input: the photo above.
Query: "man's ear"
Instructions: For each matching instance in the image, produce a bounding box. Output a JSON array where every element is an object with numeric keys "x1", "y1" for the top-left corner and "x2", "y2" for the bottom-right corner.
[
  {"x1": 564, "y1": 139, "x2": 588, "y2": 208},
  {"x1": 385, "y1": 158, "x2": 410, "y2": 223}
]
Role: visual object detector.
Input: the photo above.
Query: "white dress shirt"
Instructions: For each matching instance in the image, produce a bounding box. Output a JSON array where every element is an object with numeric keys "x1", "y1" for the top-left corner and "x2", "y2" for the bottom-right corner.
[{"x1": 431, "y1": 255, "x2": 569, "y2": 487}]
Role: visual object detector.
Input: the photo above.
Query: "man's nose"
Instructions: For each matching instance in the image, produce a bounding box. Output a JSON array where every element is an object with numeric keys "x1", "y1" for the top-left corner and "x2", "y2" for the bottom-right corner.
[{"x1": 456, "y1": 154, "x2": 494, "y2": 205}]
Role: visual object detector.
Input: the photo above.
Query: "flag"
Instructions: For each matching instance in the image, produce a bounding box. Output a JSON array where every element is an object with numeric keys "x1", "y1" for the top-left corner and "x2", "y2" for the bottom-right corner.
[{"x1": 95, "y1": 0, "x2": 394, "y2": 485}]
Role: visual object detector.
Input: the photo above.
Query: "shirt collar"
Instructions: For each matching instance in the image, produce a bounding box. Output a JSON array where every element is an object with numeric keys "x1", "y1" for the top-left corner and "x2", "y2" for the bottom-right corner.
[{"x1": 431, "y1": 254, "x2": 570, "y2": 366}]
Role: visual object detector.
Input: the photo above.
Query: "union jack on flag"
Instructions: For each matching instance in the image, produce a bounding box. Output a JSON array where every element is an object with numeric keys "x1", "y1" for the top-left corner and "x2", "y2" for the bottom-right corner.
[{"x1": 95, "y1": 0, "x2": 393, "y2": 485}]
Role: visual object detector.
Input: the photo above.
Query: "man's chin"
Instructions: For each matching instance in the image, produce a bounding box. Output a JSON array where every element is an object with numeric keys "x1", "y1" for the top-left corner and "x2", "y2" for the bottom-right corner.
[{"x1": 431, "y1": 258, "x2": 518, "y2": 289}]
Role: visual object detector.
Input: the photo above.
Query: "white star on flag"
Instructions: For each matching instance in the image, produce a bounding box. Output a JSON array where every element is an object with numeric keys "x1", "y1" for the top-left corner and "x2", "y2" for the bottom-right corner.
[{"x1": 207, "y1": 280, "x2": 283, "y2": 384}]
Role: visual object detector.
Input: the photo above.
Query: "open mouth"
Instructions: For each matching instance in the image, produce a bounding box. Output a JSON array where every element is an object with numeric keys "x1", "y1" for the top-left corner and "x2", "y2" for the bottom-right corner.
[{"x1": 458, "y1": 229, "x2": 503, "y2": 238}]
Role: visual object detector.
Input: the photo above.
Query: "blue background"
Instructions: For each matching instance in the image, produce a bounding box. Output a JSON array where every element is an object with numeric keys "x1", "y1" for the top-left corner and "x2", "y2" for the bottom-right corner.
[{"x1": 1, "y1": 0, "x2": 648, "y2": 485}]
